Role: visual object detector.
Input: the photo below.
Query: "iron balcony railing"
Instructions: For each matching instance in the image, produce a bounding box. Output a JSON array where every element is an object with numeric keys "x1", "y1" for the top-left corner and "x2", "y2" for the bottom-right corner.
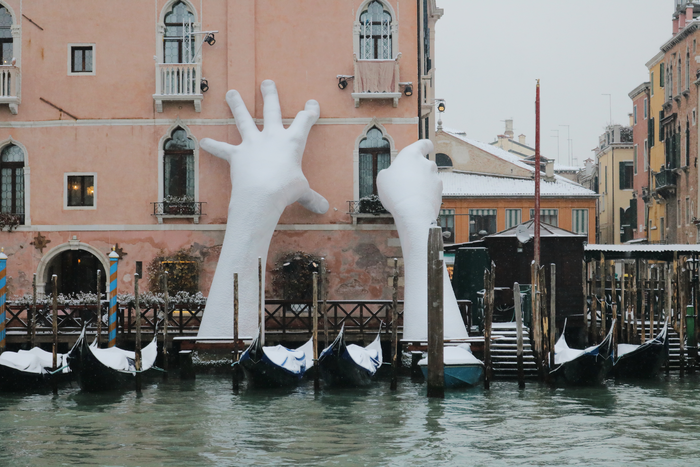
[
  {"x1": 347, "y1": 199, "x2": 389, "y2": 215},
  {"x1": 654, "y1": 167, "x2": 676, "y2": 190},
  {"x1": 152, "y1": 201, "x2": 205, "y2": 217}
]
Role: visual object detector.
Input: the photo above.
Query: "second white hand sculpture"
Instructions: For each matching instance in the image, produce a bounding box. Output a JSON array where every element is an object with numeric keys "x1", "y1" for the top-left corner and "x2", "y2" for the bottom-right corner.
[
  {"x1": 377, "y1": 140, "x2": 469, "y2": 342},
  {"x1": 197, "y1": 80, "x2": 329, "y2": 339}
]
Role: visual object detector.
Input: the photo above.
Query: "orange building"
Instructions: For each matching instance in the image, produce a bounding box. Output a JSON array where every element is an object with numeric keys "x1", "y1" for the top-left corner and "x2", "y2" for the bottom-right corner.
[{"x1": 435, "y1": 129, "x2": 597, "y2": 244}]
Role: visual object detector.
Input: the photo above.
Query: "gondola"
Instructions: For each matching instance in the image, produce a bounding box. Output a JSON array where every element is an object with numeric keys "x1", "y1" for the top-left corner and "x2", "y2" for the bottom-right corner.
[
  {"x1": 613, "y1": 320, "x2": 669, "y2": 379},
  {"x1": 0, "y1": 346, "x2": 72, "y2": 392},
  {"x1": 418, "y1": 344, "x2": 484, "y2": 388},
  {"x1": 238, "y1": 330, "x2": 312, "y2": 388},
  {"x1": 318, "y1": 325, "x2": 382, "y2": 387},
  {"x1": 550, "y1": 320, "x2": 616, "y2": 386},
  {"x1": 69, "y1": 331, "x2": 159, "y2": 392}
]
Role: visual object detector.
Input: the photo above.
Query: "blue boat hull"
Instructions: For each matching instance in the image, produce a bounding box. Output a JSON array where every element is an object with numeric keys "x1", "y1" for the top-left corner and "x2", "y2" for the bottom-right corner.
[{"x1": 420, "y1": 364, "x2": 484, "y2": 388}]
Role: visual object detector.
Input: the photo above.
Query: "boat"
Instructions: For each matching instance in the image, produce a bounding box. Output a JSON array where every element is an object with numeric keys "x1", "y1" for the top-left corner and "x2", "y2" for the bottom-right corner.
[
  {"x1": 318, "y1": 325, "x2": 382, "y2": 387},
  {"x1": 550, "y1": 320, "x2": 616, "y2": 385},
  {"x1": 418, "y1": 344, "x2": 484, "y2": 388},
  {"x1": 613, "y1": 320, "x2": 669, "y2": 379},
  {"x1": 69, "y1": 331, "x2": 159, "y2": 392},
  {"x1": 238, "y1": 330, "x2": 312, "y2": 388},
  {"x1": 0, "y1": 347, "x2": 72, "y2": 392}
]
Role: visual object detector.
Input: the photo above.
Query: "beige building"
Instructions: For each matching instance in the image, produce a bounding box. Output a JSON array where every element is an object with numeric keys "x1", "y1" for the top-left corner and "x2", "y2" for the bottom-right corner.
[{"x1": 594, "y1": 125, "x2": 635, "y2": 244}]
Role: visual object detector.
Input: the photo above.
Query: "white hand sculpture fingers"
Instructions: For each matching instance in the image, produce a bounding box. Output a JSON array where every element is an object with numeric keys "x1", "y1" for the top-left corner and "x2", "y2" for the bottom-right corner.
[
  {"x1": 261, "y1": 80, "x2": 284, "y2": 132},
  {"x1": 288, "y1": 99, "x2": 320, "y2": 139},
  {"x1": 226, "y1": 90, "x2": 258, "y2": 139},
  {"x1": 297, "y1": 187, "x2": 330, "y2": 214},
  {"x1": 399, "y1": 139, "x2": 435, "y2": 161},
  {"x1": 200, "y1": 138, "x2": 235, "y2": 162}
]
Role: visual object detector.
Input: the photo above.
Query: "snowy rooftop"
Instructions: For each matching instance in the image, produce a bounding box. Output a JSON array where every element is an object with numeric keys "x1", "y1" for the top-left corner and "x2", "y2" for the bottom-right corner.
[
  {"x1": 584, "y1": 243, "x2": 700, "y2": 260},
  {"x1": 440, "y1": 171, "x2": 597, "y2": 198}
]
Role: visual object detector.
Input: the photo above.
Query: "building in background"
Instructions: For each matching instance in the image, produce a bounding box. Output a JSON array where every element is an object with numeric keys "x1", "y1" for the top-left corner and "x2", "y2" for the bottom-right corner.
[
  {"x1": 628, "y1": 81, "x2": 650, "y2": 241},
  {"x1": 594, "y1": 124, "x2": 635, "y2": 244},
  {"x1": 0, "y1": 0, "x2": 443, "y2": 299},
  {"x1": 645, "y1": 51, "x2": 666, "y2": 243}
]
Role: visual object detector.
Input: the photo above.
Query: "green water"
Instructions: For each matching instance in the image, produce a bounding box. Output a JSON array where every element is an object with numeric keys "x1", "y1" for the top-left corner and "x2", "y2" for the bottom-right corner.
[{"x1": 1, "y1": 375, "x2": 700, "y2": 466}]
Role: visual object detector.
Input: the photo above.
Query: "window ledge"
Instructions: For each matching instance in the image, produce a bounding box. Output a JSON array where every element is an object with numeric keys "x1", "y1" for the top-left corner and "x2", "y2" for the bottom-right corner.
[
  {"x1": 154, "y1": 213, "x2": 201, "y2": 224},
  {"x1": 153, "y1": 93, "x2": 203, "y2": 113},
  {"x1": 351, "y1": 92, "x2": 401, "y2": 108}
]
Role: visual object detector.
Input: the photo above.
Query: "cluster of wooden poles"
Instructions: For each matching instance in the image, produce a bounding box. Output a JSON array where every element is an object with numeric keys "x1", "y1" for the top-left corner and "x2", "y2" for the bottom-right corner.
[{"x1": 583, "y1": 253, "x2": 698, "y2": 377}]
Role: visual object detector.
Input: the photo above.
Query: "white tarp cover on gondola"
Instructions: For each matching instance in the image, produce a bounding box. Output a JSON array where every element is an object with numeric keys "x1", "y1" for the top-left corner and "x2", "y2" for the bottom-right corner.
[
  {"x1": 89, "y1": 339, "x2": 158, "y2": 374},
  {"x1": 262, "y1": 345, "x2": 307, "y2": 374},
  {"x1": 417, "y1": 344, "x2": 482, "y2": 366},
  {"x1": 0, "y1": 348, "x2": 69, "y2": 375}
]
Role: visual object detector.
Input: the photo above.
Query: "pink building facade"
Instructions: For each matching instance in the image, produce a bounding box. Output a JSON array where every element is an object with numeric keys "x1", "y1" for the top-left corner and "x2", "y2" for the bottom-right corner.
[
  {"x1": 0, "y1": 0, "x2": 442, "y2": 299},
  {"x1": 628, "y1": 82, "x2": 649, "y2": 241}
]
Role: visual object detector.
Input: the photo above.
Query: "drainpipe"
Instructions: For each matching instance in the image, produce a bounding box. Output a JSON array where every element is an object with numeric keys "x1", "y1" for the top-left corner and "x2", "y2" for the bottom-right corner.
[
  {"x1": 612, "y1": 147, "x2": 615, "y2": 244},
  {"x1": 417, "y1": 0, "x2": 422, "y2": 139}
]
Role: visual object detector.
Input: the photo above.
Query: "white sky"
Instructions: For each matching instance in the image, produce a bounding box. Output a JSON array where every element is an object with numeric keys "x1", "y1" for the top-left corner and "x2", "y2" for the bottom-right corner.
[{"x1": 435, "y1": 0, "x2": 673, "y2": 167}]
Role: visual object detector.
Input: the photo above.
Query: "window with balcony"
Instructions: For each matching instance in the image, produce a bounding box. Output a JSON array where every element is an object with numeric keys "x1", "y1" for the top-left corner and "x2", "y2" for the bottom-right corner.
[
  {"x1": 359, "y1": 127, "x2": 390, "y2": 199},
  {"x1": 0, "y1": 4, "x2": 19, "y2": 114},
  {"x1": 65, "y1": 174, "x2": 95, "y2": 209},
  {"x1": 154, "y1": 1, "x2": 202, "y2": 112},
  {"x1": 352, "y1": 1, "x2": 401, "y2": 107},
  {"x1": 0, "y1": 143, "x2": 23, "y2": 223}
]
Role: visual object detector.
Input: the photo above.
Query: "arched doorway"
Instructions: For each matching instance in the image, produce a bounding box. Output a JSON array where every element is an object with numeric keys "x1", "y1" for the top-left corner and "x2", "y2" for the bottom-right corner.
[{"x1": 45, "y1": 249, "x2": 106, "y2": 296}]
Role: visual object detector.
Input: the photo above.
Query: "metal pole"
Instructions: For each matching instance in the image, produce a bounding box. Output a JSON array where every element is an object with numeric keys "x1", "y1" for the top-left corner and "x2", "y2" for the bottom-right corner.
[
  {"x1": 534, "y1": 79, "x2": 541, "y2": 267},
  {"x1": 390, "y1": 258, "x2": 399, "y2": 391},
  {"x1": 427, "y1": 226, "x2": 444, "y2": 398}
]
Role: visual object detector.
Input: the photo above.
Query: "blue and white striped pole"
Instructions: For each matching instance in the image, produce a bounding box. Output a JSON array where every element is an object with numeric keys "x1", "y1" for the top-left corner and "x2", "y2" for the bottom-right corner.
[
  {"x1": 108, "y1": 249, "x2": 119, "y2": 348},
  {"x1": 0, "y1": 249, "x2": 6, "y2": 353}
]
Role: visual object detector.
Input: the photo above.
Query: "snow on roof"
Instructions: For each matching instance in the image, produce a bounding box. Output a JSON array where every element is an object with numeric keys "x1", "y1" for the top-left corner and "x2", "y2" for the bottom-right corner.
[
  {"x1": 440, "y1": 171, "x2": 597, "y2": 198},
  {"x1": 585, "y1": 244, "x2": 700, "y2": 253},
  {"x1": 554, "y1": 164, "x2": 582, "y2": 172}
]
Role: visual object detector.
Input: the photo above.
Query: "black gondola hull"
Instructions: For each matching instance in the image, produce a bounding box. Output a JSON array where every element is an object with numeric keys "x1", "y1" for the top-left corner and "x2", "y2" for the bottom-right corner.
[
  {"x1": 0, "y1": 365, "x2": 49, "y2": 392},
  {"x1": 239, "y1": 355, "x2": 303, "y2": 388},
  {"x1": 551, "y1": 354, "x2": 613, "y2": 385},
  {"x1": 613, "y1": 342, "x2": 668, "y2": 379},
  {"x1": 318, "y1": 329, "x2": 376, "y2": 387}
]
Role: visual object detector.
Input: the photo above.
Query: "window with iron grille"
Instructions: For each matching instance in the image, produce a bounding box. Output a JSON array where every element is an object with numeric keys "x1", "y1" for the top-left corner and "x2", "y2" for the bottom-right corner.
[
  {"x1": 164, "y1": 1, "x2": 195, "y2": 64},
  {"x1": 163, "y1": 127, "x2": 195, "y2": 200},
  {"x1": 0, "y1": 6, "x2": 12, "y2": 66},
  {"x1": 359, "y1": 1, "x2": 392, "y2": 60},
  {"x1": 0, "y1": 144, "x2": 23, "y2": 220}
]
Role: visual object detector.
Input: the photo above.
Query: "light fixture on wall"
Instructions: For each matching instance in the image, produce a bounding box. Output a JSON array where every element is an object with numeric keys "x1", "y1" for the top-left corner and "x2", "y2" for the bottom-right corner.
[
  {"x1": 200, "y1": 78, "x2": 209, "y2": 93},
  {"x1": 399, "y1": 82, "x2": 413, "y2": 96},
  {"x1": 437, "y1": 99, "x2": 446, "y2": 113},
  {"x1": 336, "y1": 75, "x2": 354, "y2": 90},
  {"x1": 204, "y1": 33, "x2": 216, "y2": 46}
]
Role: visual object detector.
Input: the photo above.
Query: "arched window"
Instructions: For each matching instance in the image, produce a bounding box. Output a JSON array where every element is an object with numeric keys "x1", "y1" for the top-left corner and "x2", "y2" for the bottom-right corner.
[
  {"x1": 0, "y1": 144, "x2": 24, "y2": 221},
  {"x1": 436, "y1": 153, "x2": 453, "y2": 167},
  {"x1": 164, "y1": 1, "x2": 195, "y2": 64},
  {"x1": 359, "y1": 1, "x2": 392, "y2": 60},
  {"x1": 359, "y1": 127, "x2": 390, "y2": 198},
  {"x1": 0, "y1": 5, "x2": 12, "y2": 65},
  {"x1": 163, "y1": 127, "x2": 195, "y2": 200}
]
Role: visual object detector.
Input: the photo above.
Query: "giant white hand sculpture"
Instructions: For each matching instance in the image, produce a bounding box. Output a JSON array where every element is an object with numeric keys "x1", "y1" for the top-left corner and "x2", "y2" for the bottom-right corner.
[
  {"x1": 377, "y1": 140, "x2": 469, "y2": 342},
  {"x1": 197, "y1": 80, "x2": 328, "y2": 339}
]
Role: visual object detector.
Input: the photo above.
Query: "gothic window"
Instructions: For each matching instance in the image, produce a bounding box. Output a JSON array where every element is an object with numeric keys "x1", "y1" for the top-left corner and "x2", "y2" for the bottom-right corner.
[
  {"x1": 0, "y1": 144, "x2": 23, "y2": 220},
  {"x1": 164, "y1": 1, "x2": 195, "y2": 64},
  {"x1": 0, "y1": 6, "x2": 11, "y2": 65},
  {"x1": 359, "y1": 1, "x2": 392, "y2": 60},
  {"x1": 359, "y1": 127, "x2": 390, "y2": 198},
  {"x1": 163, "y1": 128, "x2": 195, "y2": 200}
]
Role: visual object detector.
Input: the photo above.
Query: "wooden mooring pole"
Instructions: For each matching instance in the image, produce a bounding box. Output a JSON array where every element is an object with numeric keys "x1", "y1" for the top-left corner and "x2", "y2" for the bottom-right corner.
[
  {"x1": 134, "y1": 272, "x2": 142, "y2": 393},
  {"x1": 162, "y1": 271, "x2": 169, "y2": 377},
  {"x1": 600, "y1": 254, "x2": 607, "y2": 340},
  {"x1": 484, "y1": 266, "x2": 494, "y2": 390},
  {"x1": 258, "y1": 257, "x2": 264, "y2": 346},
  {"x1": 30, "y1": 273, "x2": 37, "y2": 349},
  {"x1": 313, "y1": 272, "x2": 320, "y2": 392},
  {"x1": 680, "y1": 263, "x2": 686, "y2": 378},
  {"x1": 531, "y1": 261, "x2": 541, "y2": 376},
  {"x1": 52, "y1": 274, "x2": 58, "y2": 395},
  {"x1": 390, "y1": 258, "x2": 399, "y2": 391},
  {"x1": 514, "y1": 282, "x2": 525, "y2": 389},
  {"x1": 95, "y1": 270, "x2": 102, "y2": 347},
  {"x1": 582, "y1": 260, "x2": 589, "y2": 346},
  {"x1": 427, "y1": 226, "x2": 444, "y2": 398},
  {"x1": 232, "y1": 273, "x2": 239, "y2": 391},
  {"x1": 549, "y1": 264, "x2": 556, "y2": 377},
  {"x1": 321, "y1": 257, "x2": 329, "y2": 349}
]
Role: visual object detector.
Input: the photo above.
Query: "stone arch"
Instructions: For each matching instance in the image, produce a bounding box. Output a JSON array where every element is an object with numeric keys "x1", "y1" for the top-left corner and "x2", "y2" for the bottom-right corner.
[
  {"x1": 158, "y1": 119, "x2": 200, "y2": 202},
  {"x1": 36, "y1": 239, "x2": 110, "y2": 296}
]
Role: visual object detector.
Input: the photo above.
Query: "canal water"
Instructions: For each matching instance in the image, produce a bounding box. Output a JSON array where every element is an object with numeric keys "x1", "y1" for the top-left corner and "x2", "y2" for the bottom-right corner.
[{"x1": 1, "y1": 375, "x2": 700, "y2": 466}]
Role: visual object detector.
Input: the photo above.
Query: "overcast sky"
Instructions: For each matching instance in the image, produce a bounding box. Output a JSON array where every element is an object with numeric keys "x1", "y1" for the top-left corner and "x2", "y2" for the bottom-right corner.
[{"x1": 435, "y1": 0, "x2": 673, "y2": 167}]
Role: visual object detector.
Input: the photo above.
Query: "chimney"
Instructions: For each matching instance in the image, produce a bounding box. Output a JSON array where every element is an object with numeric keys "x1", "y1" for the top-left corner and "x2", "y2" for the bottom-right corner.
[
  {"x1": 545, "y1": 160, "x2": 555, "y2": 181},
  {"x1": 689, "y1": 5, "x2": 695, "y2": 23},
  {"x1": 629, "y1": 113, "x2": 634, "y2": 127},
  {"x1": 518, "y1": 134, "x2": 526, "y2": 145},
  {"x1": 674, "y1": 15, "x2": 680, "y2": 35},
  {"x1": 681, "y1": 11, "x2": 687, "y2": 29},
  {"x1": 504, "y1": 119, "x2": 514, "y2": 139}
]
